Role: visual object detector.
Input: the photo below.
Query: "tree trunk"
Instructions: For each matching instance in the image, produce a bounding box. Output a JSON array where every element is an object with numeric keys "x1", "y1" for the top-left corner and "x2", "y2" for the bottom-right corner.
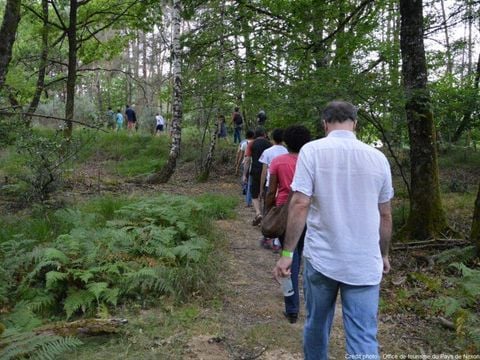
[
  {"x1": 147, "y1": 0, "x2": 182, "y2": 184},
  {"x1": 64, "y1": 0, "x2": 78, "y2": 139},
  {"x1": 200, "y1": 0, "x2": 226, "y2": 180},
  {"x1": 27, "y1": 0, "x2": 49, "y2": 117},
  {"x1": 471, "y1": 183, "x2": 480, "y2": 255},
  {"x1": 0, "y1": 0, "x2": 21, "y2": 90},
  {"x1": 399, "y1": 0, "x2": 448, "y2": 240}
]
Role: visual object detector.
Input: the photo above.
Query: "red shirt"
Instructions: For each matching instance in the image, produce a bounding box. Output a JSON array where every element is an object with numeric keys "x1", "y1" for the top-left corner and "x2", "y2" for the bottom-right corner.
[{"x1": 269, "y1": 153, "x2": 298, "y2": 206}]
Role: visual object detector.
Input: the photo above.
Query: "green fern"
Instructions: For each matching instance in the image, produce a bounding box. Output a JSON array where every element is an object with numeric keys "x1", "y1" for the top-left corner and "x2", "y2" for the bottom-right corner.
[
  {"x1": 1, "y1": 193, "x2": 236, "y2": 322},
  {"x1": 45, "y1": 271, "x2": 68, "y2": 290},
  {"x1": 63, "y1": 289, "x2": 96, "y2": 319},
  {"x1": 0, "y1": 332, "x2": 82, "y2": 360}
]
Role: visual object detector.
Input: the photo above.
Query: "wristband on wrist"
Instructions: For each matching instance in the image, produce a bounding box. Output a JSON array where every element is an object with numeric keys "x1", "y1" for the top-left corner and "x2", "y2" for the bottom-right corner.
[{"x1": 281, "y1": 250, "x2": 293, "y2": 258}]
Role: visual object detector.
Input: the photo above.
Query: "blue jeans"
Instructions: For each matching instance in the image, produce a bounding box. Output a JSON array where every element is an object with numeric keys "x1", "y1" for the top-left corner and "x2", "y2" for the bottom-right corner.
[
  {"x1": 245, "y1": 176, "x2": 252, "y2": 206},
  {"x1": 303, "y1": 260, "x2": 380, "y2": 360},
  {"x1": 234, "y1": 126, "x2": 242, "y2": 143}
]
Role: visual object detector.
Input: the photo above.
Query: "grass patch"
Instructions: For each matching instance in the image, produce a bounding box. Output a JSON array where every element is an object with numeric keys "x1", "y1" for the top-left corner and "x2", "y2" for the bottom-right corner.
[
  {"x1": 439, "y1": 147, "x2": 480, "y2": 169},
  {"x1": 62, "y1": 301, "x2": 224, "y2": 360},
  {"x1": 77, "y1": 131, "x2": 170, "y2": 177}
]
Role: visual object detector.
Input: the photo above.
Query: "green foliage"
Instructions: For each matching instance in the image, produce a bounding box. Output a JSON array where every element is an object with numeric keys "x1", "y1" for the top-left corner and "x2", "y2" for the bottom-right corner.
[
  {"x1": 0, "y1": 193, "x2": 237, "y2": 323},
  {"x1": 428, "y1": 263, "x2": 480, "y2": 352},
  {"x1": 0, "y1": 332, "x2": 82, "y2": 360},
  {"x1": 0, "y1": 117, "x2": 19, "y2": 147},
  {"x1": 6, "y1": 128, "x2": 82, "y2": 202}
]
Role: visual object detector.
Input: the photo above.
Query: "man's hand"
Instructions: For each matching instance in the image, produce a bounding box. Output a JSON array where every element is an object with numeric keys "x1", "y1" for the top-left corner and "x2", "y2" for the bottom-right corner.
[
  {"x1": 382, "y1": 255, "x2": 391, "y2": 274},
  {"x1": 273, "y1": 256, "x2": 293, "y2": 283}
]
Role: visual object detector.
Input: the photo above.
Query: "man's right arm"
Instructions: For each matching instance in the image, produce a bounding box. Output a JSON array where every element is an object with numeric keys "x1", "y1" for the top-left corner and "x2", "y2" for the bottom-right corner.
[{"x1": 379, "y1": 201, "x2": 392, "y2": 274}]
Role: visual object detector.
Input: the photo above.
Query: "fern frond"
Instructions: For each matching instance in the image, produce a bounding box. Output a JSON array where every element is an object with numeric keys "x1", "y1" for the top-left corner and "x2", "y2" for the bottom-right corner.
[
  {"x1": 45, "y1": 271, "x2": 68, "y2": 289},
  {"x1": 30, "y1": 336, "x2": 83, "y2": 360},
  {"x1": 2, "y1": 301, "x2": 43, "y2": 331},
  {"x1": 86, "y1": 282, "x2": 108, "y2": 302},
  {"x1": 171, "y1": 238, "x2": 208, "y2": 262},
  {"x1": 101, "y1": 288, "x2": 119, "y2": 307},
  {"x1": 41, "y1": 248, "x2": 70, "y2": 264},
  {"x1": 0, "y1": 332, "x2": 82, "y2": 360},
  {"x1": 63, "y1": 289, "x2": 95, "y2": 319},
  {"x1": 70, "y1": 269, "x2": 94, "y2": 284}
]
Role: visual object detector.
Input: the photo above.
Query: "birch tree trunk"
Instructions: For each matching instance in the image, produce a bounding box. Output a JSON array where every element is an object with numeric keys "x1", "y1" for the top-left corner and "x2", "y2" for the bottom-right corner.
[
  {"x1": 147, "y1": 0, "x2": 182, "y2": 184},
  {"x1": 64, "y1": 0, "x2": 78, "y2": 139},
  {"x1": 399, "y1": 0, "x2": 448, "y2": 240},
  {"x1": 0, "y1": 0, "x2": 21, "y2": 90}
]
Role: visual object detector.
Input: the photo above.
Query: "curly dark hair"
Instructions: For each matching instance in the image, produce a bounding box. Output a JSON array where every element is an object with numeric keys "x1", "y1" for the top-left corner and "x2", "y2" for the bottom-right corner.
[
  {"x1": 283, "y1": 125, "x2": 311, "y2": 153},
  {"x1": 271, "y1": 128, "x2": 284, "y2": 143}
]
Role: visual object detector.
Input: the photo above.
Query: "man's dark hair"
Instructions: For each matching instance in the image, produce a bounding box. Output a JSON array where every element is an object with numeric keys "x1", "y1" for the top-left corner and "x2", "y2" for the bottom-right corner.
[
  {"x1": 271, "y1": 128, "x2": 284, "y2": 144},
  {"x1": 322, "y1": 101, "x2": 357, "y2": 123},
  {"x1": 254, "y1": 126, "x2": 266, "y2": 138},
  {"x1": 284, "y1": 125, "x2": 311, "y2": 153},
  {"x1": 245, "y1": 129, "x2": 255, "y2": 139}
]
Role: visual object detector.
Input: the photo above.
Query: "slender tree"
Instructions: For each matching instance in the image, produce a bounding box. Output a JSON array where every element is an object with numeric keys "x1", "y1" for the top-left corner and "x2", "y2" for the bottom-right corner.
[
  {"x1": 0, "y1": 0, "x2": 22, "y2": 90},
  {"x1": 147, "y1": 0, "x2": 182, "y2": 183},
  {"x1": 26, "y1": 0, "x2": 49, "y2": 116},
  {"x1": 64, "y1": 0, "x2": 79, "y2": 139},
  {"x1": 399, "y1": 0, "x2": 449, "y2": 240},
  {"x1": 471, "y1": 183, "x2": 480, "y2": 254},
  {"x1": 200, "y1": 0, "x2": 226, "y2": 180}
]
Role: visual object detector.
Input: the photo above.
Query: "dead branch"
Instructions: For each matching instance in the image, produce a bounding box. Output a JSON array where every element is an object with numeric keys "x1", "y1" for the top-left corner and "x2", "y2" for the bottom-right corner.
[
  {"x1": 436, "y1": 316, "x2": 455, "y2": 330},
  {"x1": 0, "y1": 111, "x2": 108, "y2": 132},
  {"x1": 392, "y1": 239, "x2": 469, "y2": 251}
]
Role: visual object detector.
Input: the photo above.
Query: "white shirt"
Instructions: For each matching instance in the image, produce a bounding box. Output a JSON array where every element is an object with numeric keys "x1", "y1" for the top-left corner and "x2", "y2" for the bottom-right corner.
[
  {"x1": 156, "y1": 115, "x2": 165, "y2": 126},
  {"x1": 239, "y1": 139, "x2": 249, "y2": 152},
  {"x1": 259, "y1": 144, "x2": 288, "y2": 186},
  {"x1": 291, "y1": 130, "x2": 394, "y2": 285}
]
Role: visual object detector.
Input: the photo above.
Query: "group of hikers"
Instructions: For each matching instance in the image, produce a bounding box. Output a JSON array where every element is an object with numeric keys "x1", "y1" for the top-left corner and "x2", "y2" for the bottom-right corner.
[
  {"x1": 234, "y1": 101, "x2": 393, "y2": 359},
  {"x1": 105, "y1": 105, "x2": 166, "y2": 136}
]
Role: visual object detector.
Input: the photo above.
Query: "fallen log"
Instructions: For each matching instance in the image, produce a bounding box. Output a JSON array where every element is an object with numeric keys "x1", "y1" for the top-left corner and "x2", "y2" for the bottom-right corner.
[{"x1": 34, "y1": 318, "x2": 128, "y2": 337}]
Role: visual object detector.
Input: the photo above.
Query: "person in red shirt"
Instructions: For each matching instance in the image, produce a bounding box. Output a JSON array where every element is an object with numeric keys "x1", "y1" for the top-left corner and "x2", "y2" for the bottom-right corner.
[{"x1": 265, "y1": 125, "x2": 311, "y2": 324}]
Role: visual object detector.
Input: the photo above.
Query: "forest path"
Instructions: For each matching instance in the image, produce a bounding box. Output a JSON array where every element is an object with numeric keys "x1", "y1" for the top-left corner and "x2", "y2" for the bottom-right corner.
[
  {"x1": 70, "y1": 159, "x2": 433, "y2": 358},
  {"x1": 182, "y1": 171, "x2": 416, "y2": 359}
]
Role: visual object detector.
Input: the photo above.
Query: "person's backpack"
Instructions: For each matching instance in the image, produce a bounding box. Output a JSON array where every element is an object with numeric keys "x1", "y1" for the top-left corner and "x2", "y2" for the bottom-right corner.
[{"x1": 233, "y1": 112, "x2": 243, "y2": 126}]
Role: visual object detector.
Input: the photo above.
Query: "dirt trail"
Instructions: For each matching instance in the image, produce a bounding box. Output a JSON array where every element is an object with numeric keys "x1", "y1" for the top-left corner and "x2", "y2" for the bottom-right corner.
[
  {"x1": 182, "y1": 172, "x2": 433, "y2": 359},
  {"x1": 183, "y1": 174, "x2": 372, "y2": 359},
  {"x1": 68, "y1": 161, "x2": 434, "y2": 359}
]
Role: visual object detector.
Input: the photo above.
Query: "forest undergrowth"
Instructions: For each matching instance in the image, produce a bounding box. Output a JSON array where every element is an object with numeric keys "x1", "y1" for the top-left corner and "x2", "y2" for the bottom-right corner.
[{"x1": 0, "y1": 129, "x2": 479, "y2": 358}]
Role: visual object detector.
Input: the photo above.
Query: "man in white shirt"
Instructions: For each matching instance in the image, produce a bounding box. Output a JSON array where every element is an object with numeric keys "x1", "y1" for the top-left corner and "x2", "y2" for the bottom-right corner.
[
  {"x1": 273, "y1": 101, "x2": 393, "y2": 359},
  {"x1": 259, "y1": 128, "x2": 288, "y2": 200},
  {"x1": 155, "y1": 113, "x2": 165, "y2": 135}
]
